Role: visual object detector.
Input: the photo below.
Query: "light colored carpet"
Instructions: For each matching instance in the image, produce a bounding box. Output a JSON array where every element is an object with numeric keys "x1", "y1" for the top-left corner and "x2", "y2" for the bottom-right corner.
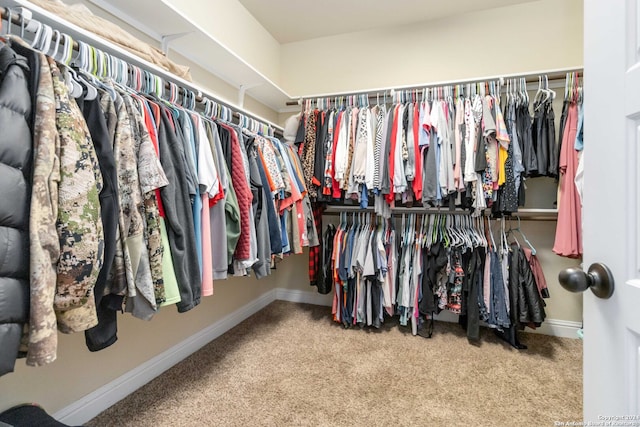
[{"x1": 87, "y1": 301, "x2": 582, "y2": 427}]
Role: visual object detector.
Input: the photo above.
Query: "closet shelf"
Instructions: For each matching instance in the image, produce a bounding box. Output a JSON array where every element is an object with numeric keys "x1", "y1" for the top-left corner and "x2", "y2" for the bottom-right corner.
[
  {"x1": 2, "y1": 0, "x2": 293, "y2": 125},
  {"x1": 322, "y1": 206, "x2": 558, "y2": 221},
  {"x1": 83, "y1": 0, "x2": 296, "y2": 113}
]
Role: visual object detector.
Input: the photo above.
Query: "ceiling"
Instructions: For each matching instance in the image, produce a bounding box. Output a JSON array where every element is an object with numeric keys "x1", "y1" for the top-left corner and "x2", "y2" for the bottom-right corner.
[{"x1": 237, "y1": 0, "x2": 539, "y2": 44}]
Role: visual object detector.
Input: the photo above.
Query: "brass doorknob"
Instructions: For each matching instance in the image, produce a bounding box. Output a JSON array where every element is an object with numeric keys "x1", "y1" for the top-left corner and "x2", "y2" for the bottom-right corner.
[{"x1": 558, "y1": 263, "x2": 615, "y2": 299}]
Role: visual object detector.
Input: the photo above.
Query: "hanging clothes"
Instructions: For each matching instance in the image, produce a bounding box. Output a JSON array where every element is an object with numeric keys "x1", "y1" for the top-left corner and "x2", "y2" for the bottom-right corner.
[
  {"x1": 323, "y1": 212, "x2": 549, "y2": 348},
  {"x1": 553, "y1": 102, "x2": 582, "y2": 258},
  {"x1": 2, "y1": 35, "x2": 317, "y2": 371},
  {"x1": 294, "y1": 82, "x2": 557, "y2": 217}
]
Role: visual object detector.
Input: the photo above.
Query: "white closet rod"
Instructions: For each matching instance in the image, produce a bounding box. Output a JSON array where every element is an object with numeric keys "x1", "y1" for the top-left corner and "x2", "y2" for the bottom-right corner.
[
  {"x1": 290, "y1": 66, "x2": 583, "y2": 105},
  {"x1": 0, "y1": 0, "x2": 284, "y2": 133},
  {"x1": 323, "y1": 206, "x2": 558, "y2": 221}
]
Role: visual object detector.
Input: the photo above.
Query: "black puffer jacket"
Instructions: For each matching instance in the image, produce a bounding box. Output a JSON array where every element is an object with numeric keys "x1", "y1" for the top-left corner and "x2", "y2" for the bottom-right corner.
[{"x1": 0, "y1": 43, "x2": 33, "y2": 376}]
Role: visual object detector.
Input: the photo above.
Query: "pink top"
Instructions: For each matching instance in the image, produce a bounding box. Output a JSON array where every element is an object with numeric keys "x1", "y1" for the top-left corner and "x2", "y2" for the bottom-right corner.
[
  {"x1": 201, "y1": 194, "x2": 213, "y2": 296},
  {"x1": 553, "y1": 104, "x2": 582, "y2": 258}
]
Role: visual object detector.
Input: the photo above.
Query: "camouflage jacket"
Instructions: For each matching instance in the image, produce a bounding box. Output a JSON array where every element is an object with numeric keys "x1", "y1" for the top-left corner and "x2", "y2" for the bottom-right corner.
[
  {"x1": 119, "y1": 90, "x2": 167, "y2": 320},
  {"x1": 51, "y1": 60, "x2": 104, "y2": 334},
  {"x1": 27, "y1": 52, "x2": 59, "y2": 366}
]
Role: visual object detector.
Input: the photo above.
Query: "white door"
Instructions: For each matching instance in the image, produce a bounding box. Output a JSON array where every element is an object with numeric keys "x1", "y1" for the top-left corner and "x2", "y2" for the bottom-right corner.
[{"x1": 582, "y1": 0, "x2": 640, "y2": 421}]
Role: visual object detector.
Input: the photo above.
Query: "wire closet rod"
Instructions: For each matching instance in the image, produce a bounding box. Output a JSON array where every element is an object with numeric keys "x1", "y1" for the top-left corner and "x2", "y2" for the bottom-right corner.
[
  {"x1": 286, "y1": 66, "x2": 583, "y2": 106},
  {"x1": 322, "y1": 206, "x2": 558, "y2": 222},
  {"x1": 0, "y1": 3, "x2": 284, "y2": 135}
]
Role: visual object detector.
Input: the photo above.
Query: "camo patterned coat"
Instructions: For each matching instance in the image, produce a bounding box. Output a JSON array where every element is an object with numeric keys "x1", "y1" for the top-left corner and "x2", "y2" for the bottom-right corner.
[
  {"x1": 118, "y1": 91, "x2": 167, "y2": 319},
  {"x1": 50, "y1": 60, "x2": 104, "y2": 334},
  {"x1": 27, "y1": 52, "x2": 59, "y2": 366}
]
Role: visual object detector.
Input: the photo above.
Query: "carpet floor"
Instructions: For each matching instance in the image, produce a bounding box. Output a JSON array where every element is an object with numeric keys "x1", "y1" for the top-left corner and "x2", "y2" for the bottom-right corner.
[{"x1": 87, "y1": 301, "x2": 582, "y2": 427}]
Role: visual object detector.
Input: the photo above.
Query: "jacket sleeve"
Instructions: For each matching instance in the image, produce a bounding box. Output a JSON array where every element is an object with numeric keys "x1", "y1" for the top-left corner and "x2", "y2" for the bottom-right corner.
[
  {"x1": 0, "y1": 45, "x2": 33, "y2": 375},
  {"x1": 27, "y1": 54, "x2": 61, "y2": 367},
  {"x1": 518, "y1": 249, "x2": 546, "y2": 325},
  {"x1": 158, "y1": 110, "x2": 201, "y2": 312}
]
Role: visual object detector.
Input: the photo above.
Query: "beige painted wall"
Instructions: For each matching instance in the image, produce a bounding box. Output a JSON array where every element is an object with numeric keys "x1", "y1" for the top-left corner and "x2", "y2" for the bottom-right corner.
[
  {"x1": 0, "y1": 271, "x2": 292, "y2": 413},
  {"x1": 280, "y1": 0, "x2": 583, "y2": 96}
]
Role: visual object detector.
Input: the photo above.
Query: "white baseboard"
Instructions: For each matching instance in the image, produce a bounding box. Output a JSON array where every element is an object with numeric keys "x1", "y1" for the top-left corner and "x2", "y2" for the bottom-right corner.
[
  {"x1": 523, "y1": 319, "x2": 582, "y2": 339},
  {"x1": 432, "y1": 310, "x2": 581, "y2": 339},
  {"x1": 275, "y1": 288, "x2": 333, "y2": 306},
  {"x1": 54, "y1": 289, "x2": 277, "y2": 425},
  {"x1": 53, "y1": 288, "x2": 580, "y2": 424}
]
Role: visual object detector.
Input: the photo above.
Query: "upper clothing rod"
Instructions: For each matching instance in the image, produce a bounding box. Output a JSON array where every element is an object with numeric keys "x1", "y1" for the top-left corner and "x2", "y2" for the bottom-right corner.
[
  {"x1": 322, "y1": 206, "x2": 559, "y2": 221},
  {"x1": 0, "y1": 2, "x2": 285, "y2": 134},
  {"x1": 286, "y1": 67, "x2": 583, "y2": 106}
]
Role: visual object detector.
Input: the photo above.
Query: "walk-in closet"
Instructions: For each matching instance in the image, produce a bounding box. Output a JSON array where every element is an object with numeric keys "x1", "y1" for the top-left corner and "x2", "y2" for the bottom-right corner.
[{"x1": 0, "y1": 0, "x2": 633, "y2": 425}]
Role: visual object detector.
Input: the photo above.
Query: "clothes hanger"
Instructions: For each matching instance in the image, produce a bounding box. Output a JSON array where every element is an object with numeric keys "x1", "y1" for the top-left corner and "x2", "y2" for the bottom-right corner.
[
  {"x1": 489, "y1": 218, "x2": 498, "y2": 252},
  {"x1": 464, "y1": 215, "x2": 477, "y2": 248},
  {"x1": 534, "y1": 76, "x2": 546, "y2": 110},
  {"x1": 467, "y1": 215, "x2": 480, "y2": 248},
  {"x1": 445, "y1": 215, "x2": 458, "y2": 247},
  {"x1": 96, "y1": 49, "x2": 106, "y2": 78},
  {"x1": 455, "y1": 215, "x2": 469, "y2": 249},
  {"x1": 103, "y1": 52, "x2": 114, "y2": 80},
  {"x1": 441, "y1": 215, "x2": 450, "y2": 247},
  {"x1": 422, "y1": 214, "x2": 430, "y2": 248},
  {"x1": 451, "y1": 215, "x2": 463, "y2": 248},
  {"x1": 511, "y1": 78, "x2": 517, "y2": 106},
  {"x1": 414, "y1": 214, "x2": 421, "y2": 248},
  {"x1": 433, "y1": 214, "x2": 441, "y2": 247},
  {"x1": 535, "y1": 75, "x2": 554, "y2": 110},
  {"x1": 504, "y1": 79, "x2": 509, "y2": 104},
  {"x1": 463, "y1": 216, "x2": 474, "y2": 248},
  {"x1": 471, "y1": 216, "x2": 479, "y2": 247},
  {"x1": 514, "y1": 215, "x2": 536, "y2": 255},
  {"x1": 504, "y1": 216, "x2": 520, "y2": 248},
  {"x1": 417, "y1": 214, "x2": 425, "y2": 248},
  {"x1": 106, "y1": 53, "x2": 116, "y2": 81},
  {"x1": 410, "y1": 214, "x2": 416, "y2": 246},
  {"x1": 401, "y1": 214, "x2": 407, "y2": 246},
  {"x1": 478, "y1": 216, "x2": 488, "y2": 248},
  {"x1": 77, "y1": 43, "x2": 101, "y2": 101},
  {"x1": 29, "y1": 20, "x2": 44, "y2": 49},
  {"x1": 154, "y1": 75, "x2": 164, "y2": 101},
  {"x1": 39, "y1": 24, "x2": 53, "y2": 54},
  {"x1": 57, "y1": 40, "x2": 89, "y2": 99},
  {"x1": 1, "y1": 8, "x2": 12, "y2": 39},
  {"x1": 545, "y1": 75, "x2": 556, "y2": 101},
  {"x1": 203, "y1": 98, "x2": 211, "y2": 117},
  {"x1": 405, "y1": 214, "x2": 412, "y2": 248},
  {"x1": 499, "y1": 218, "x2": 507, "y2": 255},
  {"x1": 439, "y1": 214, "x2": 451, "y2": 248},
  {"x1": 48, "y1": 29, "x2": 61, "y2": 59}
]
